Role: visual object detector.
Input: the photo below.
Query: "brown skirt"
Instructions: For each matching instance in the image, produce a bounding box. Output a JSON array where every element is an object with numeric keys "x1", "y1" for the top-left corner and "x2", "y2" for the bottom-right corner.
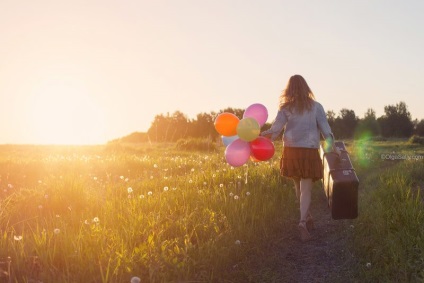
[{"x1": 280, "y1": 147, "x2": 323, "y2": 182}]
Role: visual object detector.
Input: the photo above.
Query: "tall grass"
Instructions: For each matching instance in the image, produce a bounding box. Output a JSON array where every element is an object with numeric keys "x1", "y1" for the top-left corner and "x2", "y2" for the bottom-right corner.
[
  {"x1": 0, "y1": 145, "x2": 292, "y2": 282},
  {"x1": 352, "y1": 154, "x2": 424, "y2": 282}
]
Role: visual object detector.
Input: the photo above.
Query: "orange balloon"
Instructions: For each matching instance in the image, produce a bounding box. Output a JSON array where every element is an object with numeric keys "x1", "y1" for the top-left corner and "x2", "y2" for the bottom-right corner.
[{"x1": 214, "y1": 113, "x2": 240, "y2": 136}]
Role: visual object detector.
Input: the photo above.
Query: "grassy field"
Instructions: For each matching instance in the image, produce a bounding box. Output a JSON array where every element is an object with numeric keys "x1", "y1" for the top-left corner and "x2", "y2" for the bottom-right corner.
[{"x1": 0, "y1": 139, "x2": 423, "y2": 282}]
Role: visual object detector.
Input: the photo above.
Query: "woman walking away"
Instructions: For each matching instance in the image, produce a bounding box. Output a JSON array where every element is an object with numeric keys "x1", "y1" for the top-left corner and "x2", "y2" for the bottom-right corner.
[{"x1": 261, "y1": 74, "x2": 339, "y2": 242}]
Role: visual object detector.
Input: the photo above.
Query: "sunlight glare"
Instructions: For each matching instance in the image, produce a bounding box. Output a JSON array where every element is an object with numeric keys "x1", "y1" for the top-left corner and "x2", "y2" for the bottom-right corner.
[{"x1": 28, "y1": 80, "x2": 106, "y2": 145}]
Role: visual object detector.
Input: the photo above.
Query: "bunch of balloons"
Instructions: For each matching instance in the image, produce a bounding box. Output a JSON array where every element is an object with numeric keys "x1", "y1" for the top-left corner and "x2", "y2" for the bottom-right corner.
[{"x1": 214, "y1": 103, "x2": 275, "y2": 167}]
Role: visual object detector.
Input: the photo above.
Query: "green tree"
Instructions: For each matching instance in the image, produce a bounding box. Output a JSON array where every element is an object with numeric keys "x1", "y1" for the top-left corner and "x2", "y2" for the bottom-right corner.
[
  {"x1": 415, "y1": 119, "x2": 424, "y2": 136},
  {"x1": 333, "y1": 109, "x2": 358, "y2": 139},
  {"x1": 354, "y1": 108, "x2": 381, "y2": 139},
  {"x1": 377, "y1": 101, "x2": 414, "y2": 137},
  {"x1": 147, "y1": 111, "x2": 190, "y2": 142},
  {"x1": 191, "y1": 112, "x2": 218, "y2": 139}
]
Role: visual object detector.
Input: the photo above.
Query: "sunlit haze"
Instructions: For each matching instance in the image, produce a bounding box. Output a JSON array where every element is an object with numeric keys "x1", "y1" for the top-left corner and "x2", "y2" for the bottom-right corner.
[{"x1": 1, "y1": 1, "x2": 423, "y2": 144}]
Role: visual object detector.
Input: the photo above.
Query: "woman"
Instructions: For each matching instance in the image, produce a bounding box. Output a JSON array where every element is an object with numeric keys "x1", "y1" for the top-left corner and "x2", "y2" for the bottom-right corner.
[{"x1": 261, "y1": 74, "x2": 339, "y2": 242}]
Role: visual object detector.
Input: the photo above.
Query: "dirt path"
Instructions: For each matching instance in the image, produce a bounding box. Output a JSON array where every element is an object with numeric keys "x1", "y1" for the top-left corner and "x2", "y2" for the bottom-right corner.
[
  {"x1": 278, "y1": 189, "x2": 358, "y2": 282},
  {"x1": 234, "y1": 186, "x2": 359, "y2": 283}
]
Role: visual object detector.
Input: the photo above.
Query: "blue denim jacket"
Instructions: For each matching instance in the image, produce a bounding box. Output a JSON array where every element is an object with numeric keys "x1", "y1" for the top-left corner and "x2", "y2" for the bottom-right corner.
[{"x1": 261, "y1": 101, "x2": 333, "y2": 148}]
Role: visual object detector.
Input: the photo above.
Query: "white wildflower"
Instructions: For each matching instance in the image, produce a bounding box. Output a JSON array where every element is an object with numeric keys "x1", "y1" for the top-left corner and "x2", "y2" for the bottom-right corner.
[
  {"x1": 14, "y1": 235, "x2": 23, "y2": 241},
  {"x1": 366, "y1": 262, "x2": 371, "y2": 268}
]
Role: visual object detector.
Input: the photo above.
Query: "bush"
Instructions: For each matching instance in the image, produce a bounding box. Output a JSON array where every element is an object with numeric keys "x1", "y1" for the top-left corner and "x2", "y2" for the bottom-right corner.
[
  {"x1": 175, "y1": 138, "x2": 217, "y2": 151},
  {"x1": 408, "y1": 135, "x2": 424, "y2": 145}
]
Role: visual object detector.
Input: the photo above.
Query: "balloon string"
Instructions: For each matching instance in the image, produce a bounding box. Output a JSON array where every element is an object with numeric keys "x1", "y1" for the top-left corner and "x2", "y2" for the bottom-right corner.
[{"x1": 245, "y1": 163, "x2": 249, "y2": 184}]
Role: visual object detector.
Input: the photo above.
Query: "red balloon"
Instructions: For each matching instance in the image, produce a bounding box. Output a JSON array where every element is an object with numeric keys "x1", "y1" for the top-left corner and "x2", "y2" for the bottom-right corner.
[{"x1": 250, "y1": 137, "x2": 275, "y2": 161}]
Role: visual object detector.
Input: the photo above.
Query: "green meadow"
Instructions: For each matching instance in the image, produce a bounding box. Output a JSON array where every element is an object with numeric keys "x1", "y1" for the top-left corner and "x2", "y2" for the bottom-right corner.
[{"x1": 0, "y1": 139, "x2": 423, "y2": 282}]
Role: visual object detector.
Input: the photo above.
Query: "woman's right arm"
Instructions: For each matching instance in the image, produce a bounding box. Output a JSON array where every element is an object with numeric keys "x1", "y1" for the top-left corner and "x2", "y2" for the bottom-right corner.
[{"x1": 260, "y1": 109, "x2": 287, "y2": 141}]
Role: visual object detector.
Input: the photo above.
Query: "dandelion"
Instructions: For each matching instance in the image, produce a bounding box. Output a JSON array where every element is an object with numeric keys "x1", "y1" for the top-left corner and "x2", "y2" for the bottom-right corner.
[
  {"x1": 212, "y1": 174, "x2": 216, "y2": 178},
  {"x1": 7, "y1": 184, "x2": 13, "y2": 189},
  {"x1": 127, "y1": 187, "x2": 133, "y2": 194},
  {"x1": 153, "y1": 164, "x2": 158, "y2": 168},
  {"x1": 147, "y1": 191, "x2": 153, "y2": 196},
  {"x1": 246, "y1": 192, "x2": 251, "y2": 196},
  {"x1": 54, "y1": 228, "x2": 60, "y2": 235},
  {"x1": 189, "y1": 179, "x2": 193, "y2": 184},
  {"x1": 131, "y1": 277, "x2": 141, "y2": 283},
  {"x1": 125, "y1": 178, "x2": 129, "y2": 182},
  {"x1": 120, "y1": 176, "x2": 124, "y2": 180},
  {"x1": 93, "y1": 177, "x2": 98, "y2": 181},
  {"x1": 14, "y1": 235, "x2": 23, "y2": 241},
  {"x1": 163, "y1": 186, "x2": 169, "y2": 192},
  {"x1": 366, "y1": 262, "x2": 371, "y2": 268},
  {"x1": 150, "y1": 176, "x2": 154, "y2": 179},
  {"x1": 84, "y1": 220, "x2": 90, "y2": 225},
  {"x1": 234, "y1": 195, "x2": 239, "y2": 200},
  {"x1": 229, "y1": 192, "x2": 234, "y2": 197},
  {"x1": 55, "y1": 214, "x2": 60, "y2": 218},
  {"x1": 172, "y1": 187, "x2": 177, "y2": 191},
  {"x1": 191, "y1": 168, "x2": 195, "y2": 172},
  {"x1": 38, "y1": 180, "x2": 42, "y2": 184},
  {"x1": 219, "y1": 184, "x2": 224, "y2": 188},
  {"x1": 203, "y1": 182, "x2": 207, "y2": 186},
  {"x1": 235, "y1": 240, "x2": 241, "y2": 245},
  {"x1": 139, "y1": 195, "x2": 145, "y2": 199},
  {"x1": 93, "y1": 217, "x2": 100, "y2": 224}
]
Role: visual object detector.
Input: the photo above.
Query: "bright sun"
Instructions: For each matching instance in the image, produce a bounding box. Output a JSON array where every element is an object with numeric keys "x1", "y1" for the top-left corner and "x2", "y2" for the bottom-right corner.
[{"x1": 28, "y1": 80, "x2": 107, "y2": 145}]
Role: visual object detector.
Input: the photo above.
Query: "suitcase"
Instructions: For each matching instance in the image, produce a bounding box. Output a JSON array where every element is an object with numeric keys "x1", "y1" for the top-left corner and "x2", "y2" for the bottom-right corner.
[{"x1": 320, "y1": 141, "x2": 359, "y2": 220}]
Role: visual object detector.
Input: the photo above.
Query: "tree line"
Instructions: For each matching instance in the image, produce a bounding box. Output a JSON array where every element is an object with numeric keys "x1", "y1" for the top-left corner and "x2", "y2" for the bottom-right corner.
[{"x1": 111, "y1": 101, "x2": 424, "y2": 143}]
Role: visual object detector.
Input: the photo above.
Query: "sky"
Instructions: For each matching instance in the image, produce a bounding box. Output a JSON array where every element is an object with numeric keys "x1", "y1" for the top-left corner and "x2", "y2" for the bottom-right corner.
[{"x1": 0, "y1": 0, "x2": 423, "y2": 144}]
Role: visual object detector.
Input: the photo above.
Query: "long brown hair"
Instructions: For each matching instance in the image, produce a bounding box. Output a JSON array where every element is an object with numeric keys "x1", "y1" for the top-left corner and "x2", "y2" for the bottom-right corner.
[{"x1": 279, "y1": 75, "x2": 315, "y2": 113}]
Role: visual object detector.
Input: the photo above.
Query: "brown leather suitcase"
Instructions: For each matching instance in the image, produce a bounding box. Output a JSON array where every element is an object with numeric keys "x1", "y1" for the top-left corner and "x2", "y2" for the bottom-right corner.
[{"x1": 320, "y1": 141, "x2": 359, "y2": 220}]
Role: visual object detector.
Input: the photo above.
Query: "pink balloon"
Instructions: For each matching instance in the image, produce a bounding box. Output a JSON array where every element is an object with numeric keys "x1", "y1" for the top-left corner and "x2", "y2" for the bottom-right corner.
[
  {"x1": 250, "y1": 137, "x2": 275, "y2": 161},
  {"x1": 225, "y1": 139, "x2": 251, "y2": 167},
  {"x1": 243, "y1": 103, "x2": 268, "y2": 127}
]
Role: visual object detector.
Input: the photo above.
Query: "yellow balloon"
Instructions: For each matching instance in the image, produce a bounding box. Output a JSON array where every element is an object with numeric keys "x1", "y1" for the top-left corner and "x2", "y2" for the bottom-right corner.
[{"x1": 237, "y1": 118, "x2": 260, "y2": 142}]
